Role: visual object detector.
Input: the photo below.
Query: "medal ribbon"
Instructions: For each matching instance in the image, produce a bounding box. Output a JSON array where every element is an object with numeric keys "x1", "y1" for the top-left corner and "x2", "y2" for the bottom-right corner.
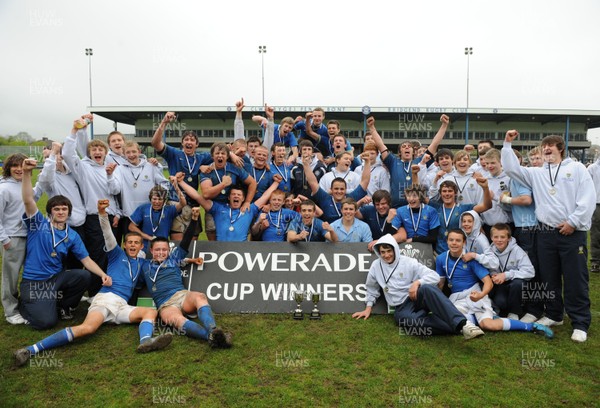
[
  {"x1": 184, "y1": 154, "x2": 197, "y2": 177},
  {"x1": 379, "y1": 260, "x2": 400, "y2": 288},
  {"x1": 126, "y1": 257, "x2": 141, "y2": 282},
  {"x1": 150, "y1": 261, "x2": 166, "y2": 284},
  {"x1": 445, "y1": 252, "x2": 462, "y2": 281},
  {"x1": 252, "y1": 167, "x2": 267, "y2": 185},
  {"x1": 50, "y1": 223, "x2": 69, "y2": 252},
  {"x1": 229, "y1": 207, "x2": 242, "y2": 228},
  {"x1": 496, "y1": 250, "x2": 513, "y2": 273},
  {"x1": 272, "y1": 163, "x2": 289, "y2": 182},
  {"x1": 149, "y1": 205, "x2": 165, "y2": 234},
  {"x1": 443, "y1": 205, "x2": 456, "y2": 230},
  {"x1": 548, "y1": 161, "x2": 562, "y2": 187},
  {"x1": 303, "y1": 220, "x2": 314, "y2": 242},
  {"x1": 409, "y1": 204, "x2": 423, "y2": 235}
]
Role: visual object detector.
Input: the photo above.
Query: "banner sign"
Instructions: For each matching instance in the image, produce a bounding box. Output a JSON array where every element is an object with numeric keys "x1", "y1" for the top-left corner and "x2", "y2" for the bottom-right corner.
[{"x1": 179, "y1": 241, "x2": 435, "y2": 315}]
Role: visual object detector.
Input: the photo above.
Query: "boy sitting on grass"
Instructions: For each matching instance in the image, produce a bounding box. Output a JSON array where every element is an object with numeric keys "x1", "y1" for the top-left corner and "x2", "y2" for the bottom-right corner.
[
  {"x1": 353, "y1": 234, "x2": 485, "y2": 340},
  {"x1": 436, "y1": 229, "x2": 553, "y2": 339}
]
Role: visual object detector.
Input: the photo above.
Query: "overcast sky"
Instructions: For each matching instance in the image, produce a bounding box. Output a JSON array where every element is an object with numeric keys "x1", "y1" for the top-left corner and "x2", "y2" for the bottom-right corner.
[{"x1": 1, "y1": 0, "x2": 599, "y2": 144}]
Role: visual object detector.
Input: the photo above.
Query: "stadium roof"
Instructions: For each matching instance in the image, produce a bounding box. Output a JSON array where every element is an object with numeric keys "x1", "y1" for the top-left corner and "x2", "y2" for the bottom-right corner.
[{"x1": 90, "y1": 106, "x2": 600, "y2": 129}]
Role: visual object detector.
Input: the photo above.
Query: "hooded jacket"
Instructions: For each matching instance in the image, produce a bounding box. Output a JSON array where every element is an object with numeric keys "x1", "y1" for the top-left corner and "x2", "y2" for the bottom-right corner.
[
  {"x1": 502, "y1": 142, "x2": 595, "y2": 230},
  {"x1": 490, "y1": 236, "x2": 534, "y2": 280},
  {"x1": 480, "y1": 170, "x2": 512, "y2": 226},
  {"x1": 460, "y1": 210, "x2": 499, "y2": 270},
  {"x1": 430, "y1": 169, "x2": 484, "y2": 206},
  {"x1": 63, "y1": 129, "x2": 121, "y2": 216},
  {"x1": 354, "y1": 161, "x2": 391, "y2": 196},
  {"x1": 37, "y1": 154, "x2": 87, "y2": 227},
  {"x1": 365, "y1": 234, "x2": 439, "y2": 307},
  {"x1": 114, "y1": 158, "x2": 170, "y2": 216}
]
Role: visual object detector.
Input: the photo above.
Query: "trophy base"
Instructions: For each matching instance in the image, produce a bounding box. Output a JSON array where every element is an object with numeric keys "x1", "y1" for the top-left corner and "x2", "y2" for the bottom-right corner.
[
  {"x1": 309, "y1": 312, "x2": 322, "y2": 320},
  {"x1": 293, "y1": 311, "x2": 304, "y2": 320}
]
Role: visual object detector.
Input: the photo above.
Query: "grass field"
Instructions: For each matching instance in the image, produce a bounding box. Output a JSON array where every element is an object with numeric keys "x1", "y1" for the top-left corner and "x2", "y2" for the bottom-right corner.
[{"x1": 0, "y1": 172, "x2": 599, "y2": 407}]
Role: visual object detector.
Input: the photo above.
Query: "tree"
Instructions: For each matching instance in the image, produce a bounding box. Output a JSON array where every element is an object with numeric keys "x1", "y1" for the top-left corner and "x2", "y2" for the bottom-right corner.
[{"x1": 9, "y1": 132, "x2": 34, "y2": 144}]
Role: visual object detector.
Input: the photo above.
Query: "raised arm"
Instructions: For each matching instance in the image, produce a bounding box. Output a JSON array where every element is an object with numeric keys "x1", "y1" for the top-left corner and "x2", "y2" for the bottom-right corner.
[
  {"x1": 473, "y1": 176, "x2": 493, "y2": 213},
  {"x1": 98, "y1": 199, "x2": 118, "y2": 252},
  {"x1": 75, "y1": 114, "x2": 94, "y2": 158},
  {"x1": 426, "y1": 114, "x2": 450, "y2": 156},
  {"x1": 21, "y1": 158, "x2": 38, "y2": 217},
  {"x1": 263, "y1": 104, "x2": 275, "y2": 154},
  {"x1": 501, "y1": 130, "x2": 531, "y2": 187},
  {"x1": 168, "y1": 175, "x2": 187, "y2": 212},
  {"x1": 62, "y1": 120, "x2": 89, "y2": 183},
  {"x1": 358, "y1": 154, "x2": 372, "y2": 192},
  {"x1": 302, "y1": 155, "x2": 320, "y2": 195},
  {"x1": 366, "y1": 117, "x2": 389, "y2": 160},
  {"x1": 234, "y1": 98, "x2": 245, "y2": 141},
  {"x1": 303, "y1": 112, "x2": 321, "y2": 143},
  {"x1": 151, "y1": 112, "x2": 176, "y2": 153},
  {"x1": 37, "y1": 142, "x2": 61, "y2": 192}
]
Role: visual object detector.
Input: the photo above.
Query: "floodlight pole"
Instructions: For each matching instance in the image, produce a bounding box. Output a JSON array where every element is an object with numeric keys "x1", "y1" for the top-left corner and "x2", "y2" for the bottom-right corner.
[
  {"x1": 464, "y1": 47, "x2": 473, "y2": 145},
  {"x1": 85, "y1": 48, "x2": 94, "y2": 139},
  {"x1": 258, "y1": 45, "x2": 267, "y2": 107}
]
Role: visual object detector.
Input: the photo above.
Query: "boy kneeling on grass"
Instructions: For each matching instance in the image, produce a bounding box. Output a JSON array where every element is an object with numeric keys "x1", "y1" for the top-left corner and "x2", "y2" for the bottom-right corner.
[
  {"x1": 352, "y1": 234, "x2": 485, "y2": 340},
  {"x1": 436, "y1": 229, "x2": 553, "y2": 338}
]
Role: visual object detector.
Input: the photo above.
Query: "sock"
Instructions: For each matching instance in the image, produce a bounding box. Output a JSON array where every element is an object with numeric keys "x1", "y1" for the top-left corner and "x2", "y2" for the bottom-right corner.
[
  {"x1": 139, "y1": 320, "x2": 154, "y2": 344},
  {"x1": 501, "y1": 318, "x2": 533, "y2": 332},
  {"x1": 198, "y1": 305, "x2": 217, "y2": 332},
  {"x1": 183, "y1": 320, "x2": 209, "y2": 340},
  {"x1": 27, "y1": 327, "x2": 75, "y2": 355}
]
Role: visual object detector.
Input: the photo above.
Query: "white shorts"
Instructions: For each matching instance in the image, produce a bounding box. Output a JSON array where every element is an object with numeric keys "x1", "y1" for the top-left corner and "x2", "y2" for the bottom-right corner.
[
  {"x1": 158, "y1": 290, "x2": 189, "y2": 312},
  {"x1": 449, "y1": 285, "x2": 494, "y2": 324},
  {"x1": 88, "y1": 292, "x2": 136, "y2": 324}
]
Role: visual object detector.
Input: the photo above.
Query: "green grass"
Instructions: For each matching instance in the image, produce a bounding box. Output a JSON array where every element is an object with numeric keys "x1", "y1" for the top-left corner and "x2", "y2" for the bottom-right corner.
[{"x1": 0, "y1": 171, "x2": 599, "y2": 407}]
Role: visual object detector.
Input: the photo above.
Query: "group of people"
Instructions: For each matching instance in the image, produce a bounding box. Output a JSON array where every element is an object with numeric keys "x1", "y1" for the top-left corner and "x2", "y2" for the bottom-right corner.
[{"x1": 1, "y1": 102, "x2": 598, "y2": 367}]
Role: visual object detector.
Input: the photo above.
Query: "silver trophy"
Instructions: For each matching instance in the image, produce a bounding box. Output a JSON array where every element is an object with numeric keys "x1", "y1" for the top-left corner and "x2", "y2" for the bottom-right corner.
[
  {"x1": 309, "y1": 292, "x2": 322, "y2": 320},
  {"x1": 292, "y1": 290, "x2": 305, "y2": 320}
]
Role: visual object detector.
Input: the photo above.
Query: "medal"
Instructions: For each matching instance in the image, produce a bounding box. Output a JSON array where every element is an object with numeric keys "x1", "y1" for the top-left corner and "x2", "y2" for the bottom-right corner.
[
  {"x1": 50, "y1": 223, "x2": 69, "y2": 259},
  {"x1": 187, "y1": 176, "x2": 193, "y2": 182},
  {"x1": 453, "y1": 176, "x2": 470, "y2": 203},
  {"x1": 229, "y1": 207, "x2": 242, "y2": 232},
  {"x1": 149, "y1": 206, "x2": 165, "y2": 236},
  {"x1": 406, "y1": 176, "x2": 411, "y2": 181},
  {"x1": 221, "y1": 189, "x2": 226, "y2": 195},
  {"x1": 379, "y1": 261, "x2": 400, "y2": 295},
  {"x1": 444, "y1": 231, "x2": 448, "y2": 236},
  {"x1": 150, "y1": 261, "x2": 165, "y2": 294},
  {"x1": 445, "y1": 252, "x2": 461, "y2": 290},
  {"x1": 184, "y1": 154, "x2": 197, "y2": 181},
  {"x1": 277, "y1": 230, "x2": 281, "y2": 236},
  {"x1": 547, "y1": 161, "x2": 562, "y2": 197},
  {"x1": 129, "y1": 165, "x2": 144, "y2": 188}
]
